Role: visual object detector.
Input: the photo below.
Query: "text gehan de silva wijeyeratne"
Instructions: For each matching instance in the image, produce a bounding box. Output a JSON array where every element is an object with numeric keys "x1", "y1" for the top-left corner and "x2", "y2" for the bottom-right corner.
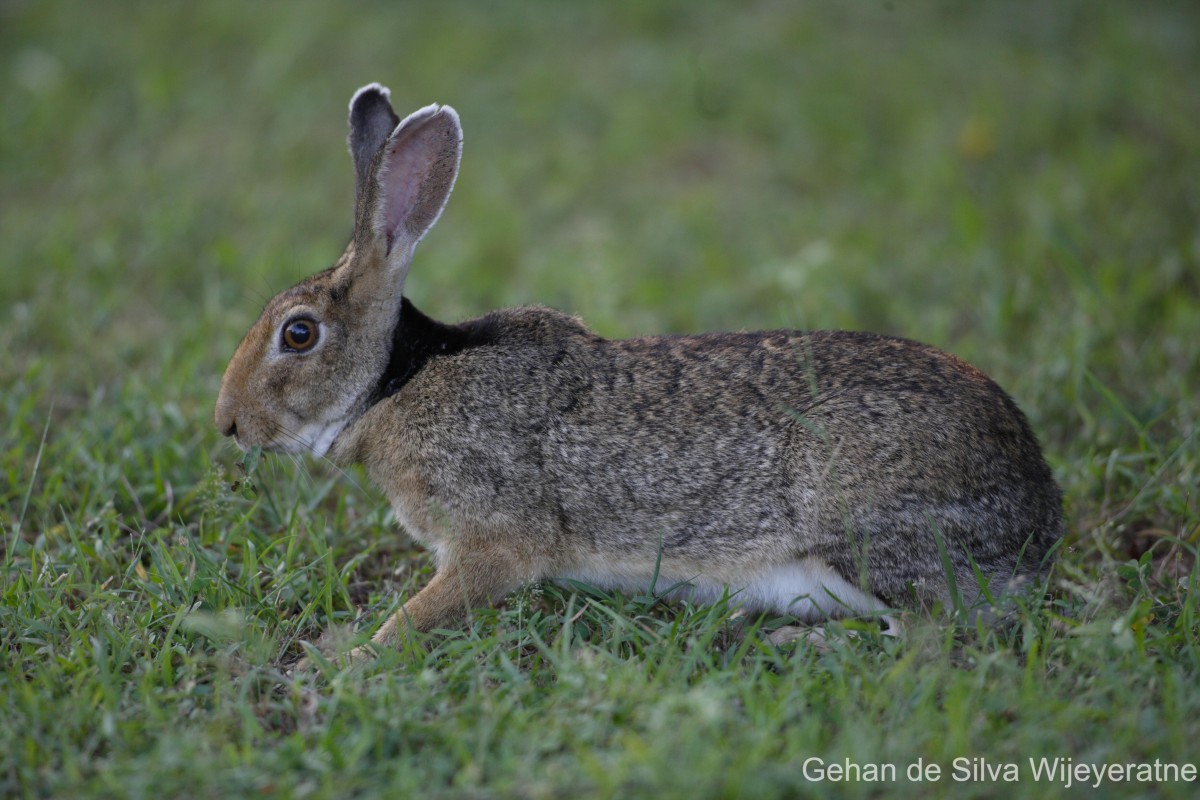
[{"x1": 801, "y1": 756, "x2": 1197, "y2": 789}]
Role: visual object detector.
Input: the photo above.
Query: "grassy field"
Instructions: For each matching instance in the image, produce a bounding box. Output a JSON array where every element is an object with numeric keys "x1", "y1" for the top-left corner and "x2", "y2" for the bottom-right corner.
[{"x1": 3, "y1": 1, "x2": 1198, "y2": 797}]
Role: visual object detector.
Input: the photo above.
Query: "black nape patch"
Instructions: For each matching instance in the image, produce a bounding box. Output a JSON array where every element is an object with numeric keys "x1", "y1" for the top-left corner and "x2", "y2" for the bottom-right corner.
[{"x1": 368, "y1": 298, "x2": 495, "y2": 405}]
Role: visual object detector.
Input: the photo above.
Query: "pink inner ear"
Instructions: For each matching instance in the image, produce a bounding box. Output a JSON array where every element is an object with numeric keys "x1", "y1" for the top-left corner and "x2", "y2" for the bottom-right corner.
[{"x1": 380, "y1": 141, "x2": 429, "y2": 249}]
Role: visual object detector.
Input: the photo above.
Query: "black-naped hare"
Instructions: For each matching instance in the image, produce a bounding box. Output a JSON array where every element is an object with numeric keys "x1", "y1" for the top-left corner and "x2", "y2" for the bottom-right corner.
[{"x1": 215, "y1": 84, "x2": 1062, "y2": 664}]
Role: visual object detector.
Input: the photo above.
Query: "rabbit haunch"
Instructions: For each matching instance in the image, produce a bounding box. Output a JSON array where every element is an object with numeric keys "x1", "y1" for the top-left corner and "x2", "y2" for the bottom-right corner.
[{"x1": 215, "y1": 84, "x2": 1063, "y2": 661}]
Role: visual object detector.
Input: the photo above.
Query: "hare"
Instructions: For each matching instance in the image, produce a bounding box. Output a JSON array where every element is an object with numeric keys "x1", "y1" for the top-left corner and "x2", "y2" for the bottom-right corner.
[{"x1": 215, "y1": 83, "x2": 1062, "y2": 661}]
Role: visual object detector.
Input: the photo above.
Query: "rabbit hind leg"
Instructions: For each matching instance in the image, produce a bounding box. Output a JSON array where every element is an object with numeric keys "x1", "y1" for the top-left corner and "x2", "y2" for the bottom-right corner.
[{"x1": 738, "y1": 558, "x2": 899, "y2": 650}]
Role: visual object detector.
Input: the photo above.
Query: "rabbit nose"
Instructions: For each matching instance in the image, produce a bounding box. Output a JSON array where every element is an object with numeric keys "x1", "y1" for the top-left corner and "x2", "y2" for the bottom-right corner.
[
  {"x1": 215, "y1": 403, "x2": 239, "y2": 439},
  {"x1": 214, "y1": 394, "x2": 239, "y2": 439}
]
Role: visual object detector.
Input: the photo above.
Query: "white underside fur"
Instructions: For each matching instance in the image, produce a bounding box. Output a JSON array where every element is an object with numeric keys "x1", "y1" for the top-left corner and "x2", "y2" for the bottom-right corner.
[{"x1": 558, "y1": 557, "x2": 887, "y2": 623}]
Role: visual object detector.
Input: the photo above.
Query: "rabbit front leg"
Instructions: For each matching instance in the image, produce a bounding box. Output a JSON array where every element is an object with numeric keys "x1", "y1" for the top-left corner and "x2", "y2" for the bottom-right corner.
[{"x1": 349, "y1": 542, "x2": 534, "y2": 663}]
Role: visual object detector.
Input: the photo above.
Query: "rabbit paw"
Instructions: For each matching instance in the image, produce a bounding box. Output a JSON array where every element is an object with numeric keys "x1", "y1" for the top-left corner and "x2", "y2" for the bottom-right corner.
[{"x1": 767, "y1": 615, "x2": 901, "y2": 651}]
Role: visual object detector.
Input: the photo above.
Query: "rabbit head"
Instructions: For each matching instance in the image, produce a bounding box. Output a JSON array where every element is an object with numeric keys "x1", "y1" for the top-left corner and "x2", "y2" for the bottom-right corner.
[{"x1": 214, "y1": 85, "x2": 461, "y2": 457}]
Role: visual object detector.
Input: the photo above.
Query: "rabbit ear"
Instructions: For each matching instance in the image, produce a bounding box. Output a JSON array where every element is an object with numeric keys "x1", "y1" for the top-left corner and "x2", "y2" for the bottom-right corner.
[
  {"x1": 348, "y1": 83, "x2": 401, "y2": 212},
  {"x1": 354, "y1": 98, "x2": 462, "y2": 263}
]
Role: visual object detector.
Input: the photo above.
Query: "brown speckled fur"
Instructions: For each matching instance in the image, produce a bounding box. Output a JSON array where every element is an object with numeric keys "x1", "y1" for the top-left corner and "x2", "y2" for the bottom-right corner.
[{"x1": 215, "y1": 84, "x2": 1062, "y2": 660}]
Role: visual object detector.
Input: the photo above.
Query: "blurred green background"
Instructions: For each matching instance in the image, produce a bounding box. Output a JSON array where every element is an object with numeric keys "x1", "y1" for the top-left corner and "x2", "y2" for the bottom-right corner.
[
  {"x1": 2, "y1": 2, "x2": 1199, "y2": 796},
  {"x1": 5, "y1": 1, "x2": 1196, "y2": 447}
]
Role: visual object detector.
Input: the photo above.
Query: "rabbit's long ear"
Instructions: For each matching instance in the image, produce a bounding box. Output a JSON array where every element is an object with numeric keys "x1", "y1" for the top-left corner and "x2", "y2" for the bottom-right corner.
[
  {"x1": 348, "y1": 83, "x2": 400, "y2": 213},
  {"x1": 348, "y1": 87, "x2": 462, "y2": 278}
]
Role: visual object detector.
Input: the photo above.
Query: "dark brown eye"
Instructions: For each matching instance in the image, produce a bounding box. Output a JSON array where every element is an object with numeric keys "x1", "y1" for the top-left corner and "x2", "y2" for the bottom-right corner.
[{"x1": 282, "y1": 319, "x2": 318, "y2": 351}]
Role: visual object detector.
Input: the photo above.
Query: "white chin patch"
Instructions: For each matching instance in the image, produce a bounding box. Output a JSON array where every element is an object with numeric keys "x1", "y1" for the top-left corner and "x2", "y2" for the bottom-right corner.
[{"x1": 293, "y1": 417, "x2": 348, "y2": 458}]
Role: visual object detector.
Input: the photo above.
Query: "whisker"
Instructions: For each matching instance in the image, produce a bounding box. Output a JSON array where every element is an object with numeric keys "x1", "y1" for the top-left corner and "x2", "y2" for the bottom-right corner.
[{"x1": 274, "y1": 421, "x2": 371, "y2": 497}]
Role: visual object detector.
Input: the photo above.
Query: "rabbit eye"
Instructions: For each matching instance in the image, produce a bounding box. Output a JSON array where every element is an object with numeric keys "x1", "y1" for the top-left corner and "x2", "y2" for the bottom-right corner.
[{"x1": 281, "y1": 318, "x2": 318, "y2": 352}]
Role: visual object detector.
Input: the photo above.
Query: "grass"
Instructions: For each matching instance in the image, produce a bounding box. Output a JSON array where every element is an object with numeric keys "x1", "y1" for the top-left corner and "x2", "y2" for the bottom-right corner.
[{"x1": 3, "y1": 1, "x2": 1199, "y2": 797}]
